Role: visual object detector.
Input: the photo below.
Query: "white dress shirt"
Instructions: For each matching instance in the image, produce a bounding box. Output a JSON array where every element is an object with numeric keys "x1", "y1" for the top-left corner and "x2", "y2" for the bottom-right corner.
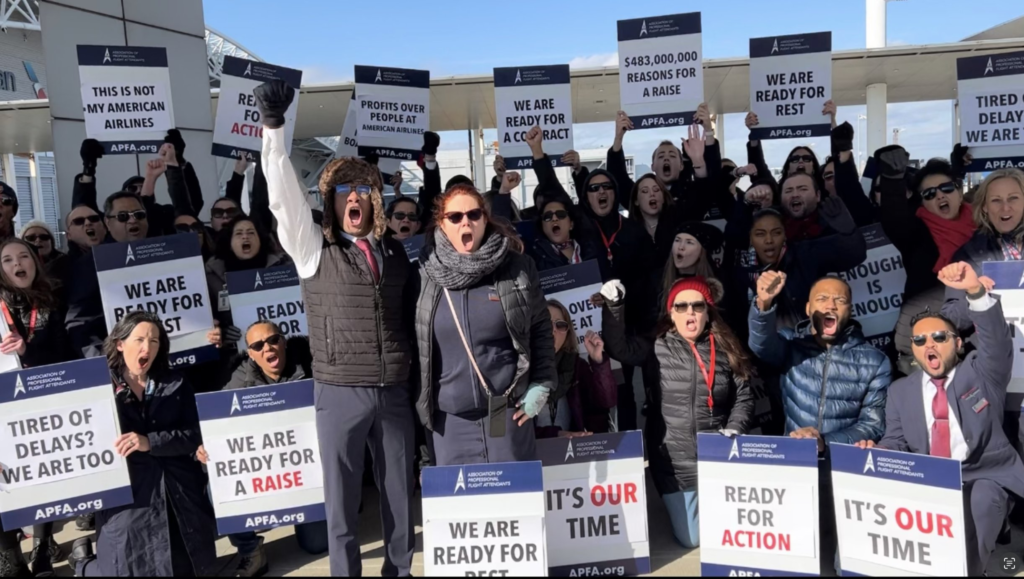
[{"x1": 262, "y1": 126, "x2": 323, "y2": 279}]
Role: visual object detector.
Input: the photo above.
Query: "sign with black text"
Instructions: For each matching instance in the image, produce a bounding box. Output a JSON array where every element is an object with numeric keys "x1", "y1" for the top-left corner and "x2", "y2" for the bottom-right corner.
[
  {"x1": 494, "y1": 65, "x2": 574, "y2": 169},
  {"x1": 957, "y1": 50, "x2": 1024, "y2": 172},
  {"x1": 335, "y1": 92, "x2": 402, "y2": 178},
  {"x1": 213, "y1": 56, "x2": 303, "y2": 160},
  {"x1": 835, "y1": 224, "x2": 906, "y2": 350},
  {"x1": 749, "y1": 32, "x2": 832, "y2": 140},
  {"x1": 539, "y1": 261, "x2": 607, "y2": 360},
  {"x1": 77, "y1": 45, "x2": 174, "y2": 155},
  {"x1": 226, "y1": 264, "x2": 307, "y2": 351},
  {"x1": 0, "y1": 358, "x2": 132, "y2": 530},
  {"x1": 982, "y1": 261, "x2": 1024, "y2": 400},
  {"x1": 354, "y1": 65, "x2": 430, "y2": 162},
  {"x1": 617, "y1": 13, "x2": 703, "y2": 130}
]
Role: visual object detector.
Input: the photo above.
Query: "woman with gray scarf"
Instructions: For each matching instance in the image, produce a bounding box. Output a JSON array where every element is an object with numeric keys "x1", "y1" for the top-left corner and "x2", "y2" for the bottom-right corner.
[{"x1": 416, "y1": 183, "x2": 556, "y2": 465}]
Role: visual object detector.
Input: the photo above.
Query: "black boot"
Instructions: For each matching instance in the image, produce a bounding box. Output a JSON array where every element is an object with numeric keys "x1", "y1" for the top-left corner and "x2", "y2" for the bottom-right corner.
[
  {"x1": 66, "y1": 538, "x2": 93, "y2": 578},
  {"x1": 28, "y1": 540, "x2": 51, "y2": 578},
  {"x1": 0, "y1": 546, "x2": 30, "y2": 578}
]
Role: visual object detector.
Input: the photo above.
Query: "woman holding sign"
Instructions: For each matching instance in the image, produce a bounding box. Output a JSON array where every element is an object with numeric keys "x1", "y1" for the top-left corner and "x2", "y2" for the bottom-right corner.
[{"x1": 70, "y1": 312, "x2": 216, "y2": 577}]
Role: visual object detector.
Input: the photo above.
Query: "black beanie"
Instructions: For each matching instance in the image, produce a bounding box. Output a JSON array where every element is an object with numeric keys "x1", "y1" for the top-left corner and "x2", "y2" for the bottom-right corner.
[{"x1": 0, "y1": 181, "x2": 18, "y2": 215}]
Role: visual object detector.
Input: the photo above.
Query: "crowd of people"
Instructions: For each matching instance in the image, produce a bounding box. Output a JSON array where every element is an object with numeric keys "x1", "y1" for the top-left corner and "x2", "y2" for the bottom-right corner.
[{"x1": 0, "y1": 76, "x2": 1020, "y2": 577}]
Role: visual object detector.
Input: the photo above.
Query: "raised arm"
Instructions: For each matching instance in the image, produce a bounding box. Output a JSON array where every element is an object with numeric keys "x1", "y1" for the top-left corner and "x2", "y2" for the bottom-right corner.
[
  {"x1": 419, "y1": 131, "x2": 442, "y2": 227},
  {"x1": 744, "y1": 112, "x2": 777, "y2": 192},
  {"x1": 224, "y1": 158, "x2": 247, "y2": 205},
  {"x1": 599, "y1": 282, "x2": 654, "y2": 367},
  {"x1": 832, "y1": 123, "x2": 875, "y2": 227},
  {"x1": 747, "y1": 270, "x2": 790, "y2": 369},
  {"x1": 808, "y1": 197, "x2": 867, "y2": 273},
  {"x1": 73, "y1": 138, "x2": 103, "y2": 212},
  {"x1": 607, "y1": 111, "x2": 637, "y2": 209},
  {"x1": 525, "y1": 126, "x2": 570, "y2": 199}
]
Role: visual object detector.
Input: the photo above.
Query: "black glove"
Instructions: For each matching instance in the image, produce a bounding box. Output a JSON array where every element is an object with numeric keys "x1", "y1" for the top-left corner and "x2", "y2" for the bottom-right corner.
[
  {"x1": 818, "y1": 196, "x2": 856, "y2": 235},
  {"x1": 951, "y1": 143, "x2": 970, "y2": 178},
  {"x1": 364, "y1": 152, "x2": 380, "y2": 166},
  {"x1": 831, "y1": 121, "x2": 854, "y2": 153},
  {"x1": 80, "y1": 139, "x2": 104, "y2": 177},
  {"x1": 164, "y1": 129, "x2": 187, "y2": 164},
  {"x1": 253, "y1": 81, "x2": 295, "y2": 129},
  {"x1": 422, "y1": 131, "x2": 440, "y2": 156},
  {"x1": 873, "y1": 145, "x2": 910, "y2": 180}
]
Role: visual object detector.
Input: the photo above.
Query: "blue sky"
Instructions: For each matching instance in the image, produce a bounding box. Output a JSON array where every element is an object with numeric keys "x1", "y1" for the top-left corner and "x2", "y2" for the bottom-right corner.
[{"x1": 204, "y1": 0, "x2": 1024, "y2": 170}]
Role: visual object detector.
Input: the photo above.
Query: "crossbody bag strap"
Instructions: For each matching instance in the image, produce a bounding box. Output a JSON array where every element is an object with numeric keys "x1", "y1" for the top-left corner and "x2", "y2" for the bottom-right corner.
[{"x1": 443, "y1": 288, "x2": 496, "y2": 396}]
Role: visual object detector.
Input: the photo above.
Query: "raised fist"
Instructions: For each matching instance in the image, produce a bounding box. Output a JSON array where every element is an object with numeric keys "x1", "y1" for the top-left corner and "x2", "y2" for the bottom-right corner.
[
  {"x1": 756, "y1": 271, "x2": 787, "y2": 310},
  {"x1": 745, "y1": 111, "x2": 759, "y2": 130},
  {"x1": 818, "y1": 196, "x2": 856, "y2": 235},
  {"x1": 874, "y1": 145, "x2": 910, "y2": 180},
  {"x1": 80, "y1": 139, "x2": 104, "y2": 174},
  {"x1": 422, "y1": 131, "x2": 440, "y2": 156},
  {"x1": 745, "y1": 184, "x2": 774, "y2": 209},
  {"x1": 525, "y1": 126, "x2": 543, "y2": 151},
  {"x1": 938, "y1": 262, "x2": 988, "y2": 295},
  {"x1": 493, "y1": 155, "x2": 506, "y2": 176},
  {"x1": 253, "y1": 80, "x2": 295, "y2": 129},
  {"x1": 499, "y1": 171, "x2": 521, "y2": 194},
  {"x1": 615, "y1": 111, "x2": 633, "y2": 140}
]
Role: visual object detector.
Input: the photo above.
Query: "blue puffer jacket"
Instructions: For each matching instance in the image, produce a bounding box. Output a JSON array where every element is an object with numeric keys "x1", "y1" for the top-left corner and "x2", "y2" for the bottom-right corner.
[{"x1": 747, "y1": 303, "x2": 892, "y2": 444}]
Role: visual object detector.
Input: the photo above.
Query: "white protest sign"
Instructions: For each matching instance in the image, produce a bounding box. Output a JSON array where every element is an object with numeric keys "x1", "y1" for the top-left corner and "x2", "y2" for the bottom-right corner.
[
  {"x1": 226, "y1": 264, "x2": 306, "y2": 351},
  {"x1": 0, "y1": 315, "x2": 20, "y2": 373},
  {"x1": 697, "y1": 434, "x2": 821, "y2": 576},
  {"x1": 212, "y1": 56, "x2": 303, "y2": 161},
  {"x1": 982, "y1": 261, "x2": 1024, "y2": 397},
  {"x1": 196, "y1": 380, "x2": 326, "y2": 535},
  {"x1": 835, "y1": 224, "x2": 907, "y2": 350},
  {"x1": 538, "y1": 432, "x2": 650, "y2": 576},
  {"x1": 77, "y1": 45, "x2": 174, "y2": 155},
  {"x1": 422, "y1": 461, "x2": 547, "y2": 577},
  {"x1": 540, "y1": 260, "x2": 619, "y2": 371},
  {"x1": 354, "y1": 65, "x2": 430, "y2": 162},
  {"x1": 494, "y1": 65, "x2": 573, "y2": 169},
  {"x1": 0, "y1": 358, "x2": 132, "y2": 530},
  {"x1": 336, "y1": 93, "x2": 359, "y2": 158},
  {"x1": 749, "y1": 32, "x2": 832, "y2": 140},
  {"x1": 93, "y1": 234, "x2": 217, "y2": 369},
  {"x1": 831, "y1": 444, "x2": 967, "y2": 576},
  {"x1": 957, "y1": 51, "x2": 1024, "y2": 172},
  {"x1": 617, "y1": 13, "x2": 703, "y2": 130}
]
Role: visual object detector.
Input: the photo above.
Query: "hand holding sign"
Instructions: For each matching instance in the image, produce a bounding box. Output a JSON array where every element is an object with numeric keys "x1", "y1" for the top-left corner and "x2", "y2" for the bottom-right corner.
[
  {"x1": 694, "y1": 102, "x2": 712, "y2": 134},
  {"x1": 391, "y1": 171, "x2": 404, "y2": 197},
  {"x1": 253, "y1": 80, "x2": 296, "y2": 129},
  {"x1": 561, "y1": 150, "x2": 581, "y2": 172},
  {"x1": 789, "y1": 426, "x2": 824, "y2": 453},
  {"x1": 822, "y1": 99, "x2": 837, "y2": 128},
  {"x1": 853, "y1": 440, "x2": 876, "y2": 450},
  {"x1": 207, "y1": 322, "x2": 223, "y2": 349},
  {"x1": 499, "y1": 171, "x2": 521, "y2": 195},
  {"x1": 115, "y1": 432, "x2": 150, "y2": 457},
  {"x1": 196, "y1": 444, "x2": 209, "y2": 465},
  {"x1": 233, "y1": 157, "x2": 249, "y2": 176},
  {"x1": 682, "y1": 123, "x2": 705, "y2": 166},
  {"x1": 493, "y1": 155, "x2": 506, "y2": 177},
  {"x1": 0, "y1": 332, "x2": 25, "y2": 356},
  {"x1": 614, "y1": 110, "x2": 633, "y2": 148}
]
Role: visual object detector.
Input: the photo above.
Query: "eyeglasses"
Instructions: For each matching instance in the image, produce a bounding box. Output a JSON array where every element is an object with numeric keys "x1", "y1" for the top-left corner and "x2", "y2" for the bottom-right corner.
[
  {"x1": 391, "y1": 211, "x2": 419, "y2": 222},
  {"x1": 789, "y1": 155, "x2": 815, "y2": 164},
  {"x1": 672, "y1": 301, "x2": 707, "y2": 314},
  {"x1": 175, "y1": 222, "x2": 205, "y2": 234},
  {"x1": 911, "y1": 331, "x2": 957, "y2": 347},
  {"x1": 248, "y1": 333, "x2": 284, "y2": 352},
  {"x1": 542, "y1": 210, "x2": 569, "y2": 222},
  {"x1": 24, "y1": 234, "x2": 52, "y2": 243},
  {"x1": 107, "y1": 210, "x2": 147, "y2": 223},
  {"x1": 71, "y1": 215, "x2": 102, "y2": 227},
  {"x1": 0, "y1": 197, "x2": 14, "y2": 207},
  {"x1": 336, "y1": 184, "x2": 373, "y2": 198},
  {"x1": 211, "y1": 207, "x2": 239, "y2": 219},
  {"x1": 552, "y1": 320, "x2": 570, "y2": 332},
  {"x1": 444, "y1": 209, "x2": 484, "y2": 225},
  {"x1": 921, "y1": 181, "x2": 957, "y2": 202},
  {"x1": 587, "y1": 182, "x2": 615, "y2": 193}
]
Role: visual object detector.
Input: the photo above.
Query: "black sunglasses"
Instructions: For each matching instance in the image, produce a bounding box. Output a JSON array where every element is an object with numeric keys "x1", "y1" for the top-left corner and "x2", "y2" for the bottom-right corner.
[
  {"x1": 587, "y1": 182, "x2": 615, "y2": 193},
  {"x1": 211, "y1": 207, "x2": 239, "y2": 219},
  {"x1": 71, "y1": 215, "x2": 102, "y2": 227},
  {"x1": 672, "y1": 301, "x2": 707, "y2": 314},
  {"x1": 336, "y1": 184, "x2": 373, "y2": 197},
  {"x1": 175, "y1": 222, "x2": 205, "y2": 234},
  {"x1": 445, "y1": 209, "x2": 484, "y2": 225},
  {"x1": 0, "y1": 197, "x2": 14, "y2": 207},
  {"x1": 248, "y1": 333, "x2": 285, "y2": 352},
  {"x1": 552, "y1": 320, "x2": 570, "y2": 332},
  {"x1": 921, "y1": 182, "x2": 957, "y2": 202},
  {"x1": 24, "y1": 234, "x2": 52, "y2": 243},
  {"x1": 391, "y1": 211, "x2": 420, "y2": 222},
  {"x1": 911, "y1": 331, "x2": 957, "y2": 347},
  {"x1": 542, "y1": 210, "x2": 569, "y2": 222},
  {"x1": 789, "y1": 155, "x2": 815, "y2": 164},
  {"x1": 107, "y1": 210, "x2": 147, "y2": 223}
]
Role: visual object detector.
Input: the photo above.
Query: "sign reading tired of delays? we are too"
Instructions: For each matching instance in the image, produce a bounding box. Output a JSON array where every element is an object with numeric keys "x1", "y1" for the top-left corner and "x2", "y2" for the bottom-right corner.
[{"x1": 957, "y1": 50, "x2": 1024, "y2": 171}]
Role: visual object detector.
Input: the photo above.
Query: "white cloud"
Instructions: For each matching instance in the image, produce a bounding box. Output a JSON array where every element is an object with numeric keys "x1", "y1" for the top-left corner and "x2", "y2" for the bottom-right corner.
[{"x1": 569, "y1": 53, "x2": 618, "y2": 69}]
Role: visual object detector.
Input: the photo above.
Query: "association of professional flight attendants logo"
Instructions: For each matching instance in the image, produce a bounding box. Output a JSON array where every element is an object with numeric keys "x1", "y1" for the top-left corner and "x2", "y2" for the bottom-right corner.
[
  {"x1": 454, "y1": 469, "x2": 466, "y2": 493},
  {"x1": 103, "y1": 49, "x2": 111, "y2": 64},
  {"x1": 564, "y1": 440, "x2": 575, "y2": 462},
  {"x1": 12, "y1": 374, "x2": 24, "y2": 398},
  {"x1": 515, "y1": 70, "x2": 522, "y2": 85},
  {"x1": 772, "y1": 38, "x2": 779, "y2": 54},
  {"x1": 985, "y1": 57, "x2": 994, "y2": 76},
  {"x1": 254, "y1": 272, "x2": 263, "y2": 289},
  {"x1": 125, "y1": 246, "x2": 135, "y2": 264},
  {"x1": 1016, "y1": 264, "x2": 1024, "y2": 288},
  {"x1": 728, "y1": 438, "x2": 740, "y2": 460},
  {"x1": 230, "y1": 393, "x2": 241, "y2": 415},
  {"x1": 244, "y1": 63, "x2": 252, "y2": 77},
  {"x1": 864, "y1": 451, "x2": 875, "y2": 473},
  {"x1": 375, "y1": 69, "x2": 382, "y2": 83},
  {"x1": 639, "y1": 20, "x2": 648, "y2": 37}
]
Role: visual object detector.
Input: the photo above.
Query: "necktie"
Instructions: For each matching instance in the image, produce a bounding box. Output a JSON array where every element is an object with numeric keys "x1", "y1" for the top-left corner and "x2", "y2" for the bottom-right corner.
[
  {"x1": 355, "y1": 238, "x2": 380, "y2": 284},
  {"x1": 930, "y1": 377, "x2": 951, "y2": 458}
]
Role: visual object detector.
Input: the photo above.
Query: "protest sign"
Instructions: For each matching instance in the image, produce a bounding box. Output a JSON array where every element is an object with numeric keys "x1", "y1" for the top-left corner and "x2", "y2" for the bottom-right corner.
[
  {"x1": 0, "y1": 358, "x2": 132, "y2": 530},
  {"x1": 831, "y1": 444, "x2": 967, "y2": 576},
  {"x1": 422, "y1": 461, "x2": 547, "y2": 577},
  {"x1": 539, "y1": 261, "x2": 611, "y2": 361},
  {"x1": 212, "y1": 56, "x2": 303, "y2": 161},
  {"x1": 617, "y1": 12, "x2": 703, "y2": 130},
  {"x1": 335, "y1": 92, "x2": 403, "y2": 179},
  {"x1": 0, "y1": 315, "x2": 20, "y2": 373},
  {"x1": 982, "y1": 261, "x2": 1024, "y2": 401},
  {"x1": 537, "y1": 432, "x2": 649, "y2": 576},
  {"x1": 697, "y1": 434, "x2": 821, "y2": 576},
  {"x1": 835, "y1": 224, "x2": 907, "y2": 351},
  {"x1": 401, "y1": 235, "x2": 425, "y2": 262},
  {"x1": 494, "y1": 65, "x2": 574, "y2": 169},
  {"x1": 197, "y1": 379, "x2": 325, "y2": 535},
  {"x1": 957, "y1": 50, "x2": 1024, "y2": 172},
  {"x1": 77, "y1": 45, "x2": 174, "y2": 155},
  {"x1": 354, "y1": 65, "x2": 430, "y2": 162},
  {"x1": 93, "y1": 234, "x2": 217, "y2": 369},
  {"x1": 749, "y1": 32, "x2": 832, "y2": 140},
  {"x1": 226, "y1": 264, "x2": 306, "y2": 351}
]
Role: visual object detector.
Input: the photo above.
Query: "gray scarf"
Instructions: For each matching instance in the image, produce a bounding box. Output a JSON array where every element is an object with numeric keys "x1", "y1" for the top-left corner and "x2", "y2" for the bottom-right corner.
[{"x1": 421, "y1": 228, "x2": 510, "y2": 290}]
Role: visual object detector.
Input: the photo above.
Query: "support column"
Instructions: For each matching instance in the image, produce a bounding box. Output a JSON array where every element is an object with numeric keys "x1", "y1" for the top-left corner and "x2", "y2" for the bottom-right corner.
[
  {"x1": 866, "y1": 83, "x2": 888, "y2": 158},
  {"x1": 866, "y1": 0, "x2": 887, "y2": 49},
  {"x1": 716, "y1": 112, "x2": 725, "y2": 161},
  {"x1": 472, "y1": 128, "x2": 486, "y2": 189},
  {"x1": 951, "y1": 100, "x2": 960, "y2": 148}
]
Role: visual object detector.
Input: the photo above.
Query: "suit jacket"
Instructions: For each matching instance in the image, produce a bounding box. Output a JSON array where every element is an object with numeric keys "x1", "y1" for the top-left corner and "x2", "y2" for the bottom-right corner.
[{"x1": 878, "y1": 295, "x2": 1024, "y2": 498}]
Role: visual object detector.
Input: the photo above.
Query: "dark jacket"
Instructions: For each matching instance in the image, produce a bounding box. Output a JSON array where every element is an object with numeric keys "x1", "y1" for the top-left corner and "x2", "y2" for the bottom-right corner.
[
  {"x1": 748, "y1": 303, "x2": 892, "y2": 444},
  {"x1": 94, "y1": 371, "x2": 216, "y2": 577},
  {"x1": 527, "y1": 235, "x2": 612, "y2": 281},
  {"x1": 224, "y1": 335, "x2": 312, "y2": 389},
  {"x1": 606, "y1": 142, "x2": 728, "y2": 220},
  {"x1": 942, "y1": 230, "x2": 1006, "y2": 332},
  {"x1": 205, "y1": 251, "x2": 291, "y2": 330},
  {"x1": 604, "y1": 299, "x2": 753, "y2": 494},
  {"x1": 536, "y1": 354, "x2": 618, "y2": 439},
  {"x1": 2, "y1": 295, "x2": 78, "y2": 368},
  {"x1": 415, "y1": 246, "x2": 556, "y2": 430}
]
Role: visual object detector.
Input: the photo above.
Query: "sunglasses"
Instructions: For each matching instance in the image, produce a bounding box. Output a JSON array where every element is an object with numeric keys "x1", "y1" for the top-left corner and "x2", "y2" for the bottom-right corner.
[
  {"x1": 672, "y1": 301, "x2": 707, "y2": 314},
  {"x1": 587, "y1": 182, "x2": 615, "y2": 193},
  {"x1": 542, "y1": 210, "x2": 569, "y2": 222},
  {"x1": 107, "y1": 210, "x2": 147, "y2": 223},
  {"x1": 71, "y1": 215, "x2": 102, "y2": 227},
  {"x1": 24, "y1": 234, "x2": 52, "y2": 243},
  {"x1": 211, "y1": 207, "x2": 239, "y2": 219},
  {"x1": 248, "y1": 333, "x2": 285, "y2": 352},
  {"x1": 789, "y1": 155, "x2": 815, "y2": 164},
  {"x1": 0, "y1": 197, "x2": 14, "y2": 207},
  {"x1": 336, "y1": 184, "x2": 373, "y2": 198},
  {"x1": 175, "y1": 222, "x2": 205, "y2": 234},
  {"x1": 921, "y1": 181, "x2": 957, "y2": 202},
  {"x1": 445, "y1": 209, "x2": 484, "y2": 225},
  {"x1": 911, "y1": 331, "x2": 957, "y2": 347},
  {"x1": 552, "y1": 320, "x2": 570, "y2": 332},
  {"x1": 391, "y1": 211, "x2": 420, "y2": 222}
]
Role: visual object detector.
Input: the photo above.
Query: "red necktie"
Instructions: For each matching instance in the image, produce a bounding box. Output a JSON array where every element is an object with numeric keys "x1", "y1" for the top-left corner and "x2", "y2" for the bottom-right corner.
[
  {"x1": 930, "y1": 378, "x2": 951, "y2": 458},
  {"x1": 355, "y1": 238, "x2": 380, "y2": 284}
]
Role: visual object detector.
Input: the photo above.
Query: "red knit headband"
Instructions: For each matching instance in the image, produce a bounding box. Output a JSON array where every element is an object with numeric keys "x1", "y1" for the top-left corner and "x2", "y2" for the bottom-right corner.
[{"x1": 666, "y1": 276, "x2": 715, "y2": 313}]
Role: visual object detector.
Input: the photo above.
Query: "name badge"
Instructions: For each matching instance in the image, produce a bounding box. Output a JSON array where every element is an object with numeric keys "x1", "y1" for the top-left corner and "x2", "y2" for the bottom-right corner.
[
  {"x1": 218, "y1": 290, "x2": 231, "y2": 312},
  {"x1": 961, "y1": 387, "x2": 980, "y2": 401},
  {"x1": 973, "y1": 398, "x2": 990, "y2": 414}
]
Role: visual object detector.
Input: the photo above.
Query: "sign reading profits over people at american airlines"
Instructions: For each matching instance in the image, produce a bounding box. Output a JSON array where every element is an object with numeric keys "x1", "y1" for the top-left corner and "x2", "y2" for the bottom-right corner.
[
  {"x1": 336, "y1": 92, "x2": 403, "y2": 179},
  {"x1": 537, "y1": 432, "x2": 650, "y2": 577},
  {"x1": 957, "y1": 50, "x2": 1024, "y2": 172},
  {"x1": 422, "y1": 461, "x2": 547, "y2": 577},
  {"x1": 830, "y1": 444, "x2": 967, "y2": 576},
  {"x1": 196, "y1": 380, "x2": 325, "y2": 535},
  {"x1": 494, "y1": 65, "x2": 574, "y2": 169},
  {"x1": 93, "y1": 234, "x2": 217, "y2": 369},
  {"x1": 616, "y1": 13, "x2": 703, "y2": 130},
  {"x1": 749, "y1": 32, "x2": 832, "y2": 140},
  {"x1": 0, "y1": 358, "x2": 132, "y2": 531},
  {"x1": 213, "y1": 56, "x2": 303, "y2": 161},
  {"x1": 354, "y1": 65, "x2": 430, "y2": 162},
  {"x1": 226, "y1": 264, "x2": 307, "y2": 351},
  {"x1": 697, "y1": 434, "x2": 821, "y2": 576},
  {"x1": 77, "y1": 45, "x2": 175, "y2": 155},
  {"x1": 982, "y1": 261, "x2": 1024, "y2": 400},
  {"x1": 835, "y1": 224, "x2": 907, "y2": 350}
]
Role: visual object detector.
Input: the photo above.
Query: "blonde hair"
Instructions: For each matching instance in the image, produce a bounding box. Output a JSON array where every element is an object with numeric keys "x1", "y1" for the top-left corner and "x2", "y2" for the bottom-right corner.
[
  {"x1": 546, "y1": 299, "x2": 578, "y2": 355},
  {"x1": 972, "y1": 168, "x2": 1024, "y2": 244}
]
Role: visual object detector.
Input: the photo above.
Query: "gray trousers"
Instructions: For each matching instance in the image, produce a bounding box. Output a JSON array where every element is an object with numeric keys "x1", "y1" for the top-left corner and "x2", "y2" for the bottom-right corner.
[
  {"x1": 964, "y1": 479, "x2": 1011, "y2": 577},
  {"x1": 315, "y1": 383, "x2": 415, "y2": 577}
]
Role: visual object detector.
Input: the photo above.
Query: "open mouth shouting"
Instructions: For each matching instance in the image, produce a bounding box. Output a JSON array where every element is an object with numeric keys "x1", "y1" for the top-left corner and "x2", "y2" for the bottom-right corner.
[
  {"x1": 348, "y1": 205, "x2": 363, "y2": 228},
  {"x1": 595, "y1": 193, "x2": 610, "y2": 213},
  {"x1": 648, "y1": 197, "x2": 660, "y2": 212},
  {"x1": 683, "y1": 316, "x2": 698, "y2": 333},
  {"x1": 85, "y1": 226, "x2": 98, "y2": 240},
  {"x1": 127, "y1": 224, "x2": 141, "y2": 237},
  {"x1": 399, "y1": 225, "x2": 410, "y2": 234},
  {"x1": 925, "y1": 349, "x2": 942, "y2": 372},
  {"x1": 137, "y1": 354, "x2": 150, "y2": 369},
  {"x1": 460, "y1": 232, "x2": 475, "y2": 251},
  {"x1": 936, "y1": 197, "x2": 951, "y2": 215},
  {"x1": 265, "y1": 351, "x2": 282, "y2": 369},
  {"x1": 661, "y1": 161, "x2": 673, "y2": 179},
  {"x1": 12, "y1": 267, "x2": 26, "y2": 280},
  {"x1": 821, "y1": 313, "x2": 839, "y2": 336},
  {"x1": 788, "y1": 198, "x2": 804, "y2": 216}
]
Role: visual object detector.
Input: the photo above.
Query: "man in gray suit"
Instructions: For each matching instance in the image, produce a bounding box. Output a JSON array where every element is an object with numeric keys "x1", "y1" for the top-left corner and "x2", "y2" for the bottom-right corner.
[{"x1": 857, "y1": 261, "x2": 1024, "y2": 575}]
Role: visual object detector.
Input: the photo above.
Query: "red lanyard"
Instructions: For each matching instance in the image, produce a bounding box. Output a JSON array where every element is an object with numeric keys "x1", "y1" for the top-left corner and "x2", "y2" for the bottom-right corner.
[
  {"x1": 689, "y1": 335, "x2": 716, "y2": 409},
  {"x1": 597, "y1": 216, "x2": 623, "y2": 261},
  {"x1": 1, "y1": 301, "x2": 36, "y2": 341}
]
